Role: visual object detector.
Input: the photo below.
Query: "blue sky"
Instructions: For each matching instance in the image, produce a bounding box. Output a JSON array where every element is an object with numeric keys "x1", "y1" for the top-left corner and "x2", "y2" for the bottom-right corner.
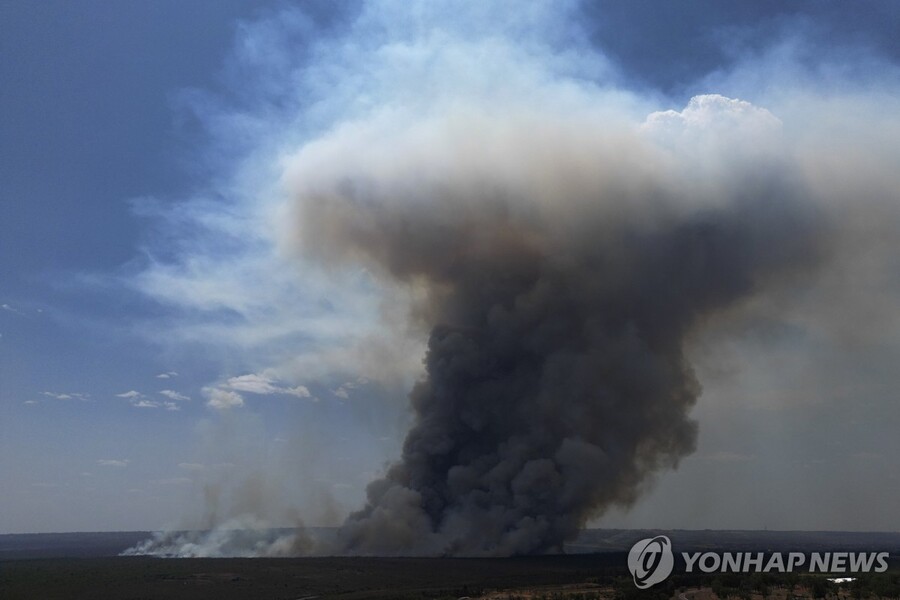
[{"x1": 1, "y1": 1, "x2": 899, "y2": 535}]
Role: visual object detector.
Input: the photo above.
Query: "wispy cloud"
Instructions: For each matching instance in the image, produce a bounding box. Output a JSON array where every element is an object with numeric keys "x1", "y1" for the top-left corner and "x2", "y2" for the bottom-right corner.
[
  {"x1": 42, "y1": 391, "x2": 89, "y2": 401},
  {"x1": 159, "y1": 389, "x2": 190, "y2": 401},
  {"x1": 199, "y1": 372, "x2": 316, "y2": 410},
  {"x1": 224, "y1": 373, "x2": 311, "y2": 398},
  {"x1": 331, "y1": 378, "x2": 366, "y2": 400},
  {"x1": 1, "y1": 303, "x2": 25, "y2": 316},
  {"x1": 203, "y1": 387, "x2": 244, "y2": 410},
  {"x1": 120, "y1": 390, "x2": 188, "y2": 410},
  {"x1": 132, "y1": 399, "x2": 159, "y2": 409},
  {"x1": 97, "y1": 459, "x2": 130, "y2": 468},
  {"x1": 156, "y1": 371, "x2": 179, "y2": 379}
]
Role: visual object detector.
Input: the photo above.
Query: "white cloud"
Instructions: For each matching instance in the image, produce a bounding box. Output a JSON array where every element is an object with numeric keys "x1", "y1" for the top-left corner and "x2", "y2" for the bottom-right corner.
[
  {"x1": 286, "y1": 385, "x2": 311, "y2": 397},
  {"x1": 162, "y1": 401, "x2": 180, "y2": 411},
  {"x1": 97, "y1": 459, "x2": 130, "y2": 468},
  {"x1": 159, "y1": 389, "x2": 190, "y2": 401},
  {"x1": 332, "y1": 378, "x2": 365, "y2": 400},
  {"x1": 204, "y1": 387, "x2": 244, "y2": 409},
  {"x1": 132, "y1": 399, "x2": 160, "y2": 409},
  {"x1": 224, "y1": 373, "x2": 311, "y2": 398},
  {"x1": 1, "y1": 303, "x2": 24, "y2": 316},
  {"x1": 156, "y1": 371, "x2": 179, "y2": 379},
  {"x1": 23, "y1": 399, "x2": 38, "y2": 405},
  {"x1": 116, "y1": 390, "x2": 144, "y2": 399},
  {"x1": 641, "y1": 94, "x2": 782, "y2": 169},
  {"x1": 224, "y1": 373, "x2": 279, "y2": 394},
  {"x1": 42, "y1": 391, "x2": 89, "y2": 401},
  {"x1": 644, "y1": 94, "x2": 779, "y2": 130}
]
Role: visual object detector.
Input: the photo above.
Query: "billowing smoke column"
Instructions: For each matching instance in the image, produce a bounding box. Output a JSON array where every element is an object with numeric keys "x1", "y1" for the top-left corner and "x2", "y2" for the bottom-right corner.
[
  {"x1": 126, "y1": 1, "x2": 900, "y2": 558},
  {"x1": 284, "y1": 105, "x2": 825, "y2": 555}
]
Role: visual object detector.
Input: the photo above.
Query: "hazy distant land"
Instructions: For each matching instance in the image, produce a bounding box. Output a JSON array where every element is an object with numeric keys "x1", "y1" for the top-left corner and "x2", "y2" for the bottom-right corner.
[
  {"x1": 3, "y1": 528, "x2": 899, "y2": 560},
  {"x1": 2, "y1": 529, "x2": 898, "y2": 600}
]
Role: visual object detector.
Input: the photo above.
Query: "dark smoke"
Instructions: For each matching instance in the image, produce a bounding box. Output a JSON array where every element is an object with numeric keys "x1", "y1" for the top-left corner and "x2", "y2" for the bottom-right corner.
[
  {"x1": 117, "y1": 2, "x2": 900, "y2": 558},
  {"x1": 291, "y1": 126, "x2": 826, "y2": 554}
]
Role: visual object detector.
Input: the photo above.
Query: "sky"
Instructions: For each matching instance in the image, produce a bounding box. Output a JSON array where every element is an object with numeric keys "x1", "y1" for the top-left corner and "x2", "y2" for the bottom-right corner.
[{"x1": 1, "y1": 0, "x2": 899, "y2": 537}]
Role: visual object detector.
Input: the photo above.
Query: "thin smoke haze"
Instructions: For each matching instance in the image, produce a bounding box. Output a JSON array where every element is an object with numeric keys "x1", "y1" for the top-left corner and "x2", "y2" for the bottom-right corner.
[{"x1": 126, "y1": 1, "x2": 900, "y2": 557}]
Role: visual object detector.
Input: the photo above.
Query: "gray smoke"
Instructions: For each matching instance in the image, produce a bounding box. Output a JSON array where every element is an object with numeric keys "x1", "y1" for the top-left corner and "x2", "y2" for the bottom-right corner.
[
  {"x1": 125, "y1": 1, "x2": 900, "y2": 558},
  {"x1": 283, "y1": 105, "x2": 827, "y2": 555}
]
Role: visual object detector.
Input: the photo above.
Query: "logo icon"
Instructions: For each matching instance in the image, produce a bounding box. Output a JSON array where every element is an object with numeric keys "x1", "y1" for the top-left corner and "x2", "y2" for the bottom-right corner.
[{"x1": 628, "y1": 535, "x2": 674, "y2": 589}]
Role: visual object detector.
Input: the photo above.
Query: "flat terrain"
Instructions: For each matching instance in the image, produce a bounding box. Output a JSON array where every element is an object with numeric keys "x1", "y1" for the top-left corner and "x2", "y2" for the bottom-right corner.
[
  {"x1": 5, "y1": 529, "x2": 900, "y2": 560},
  {"x1": 2, "y1": 554, "x2": 899, "y2": 600},
  {"x1": 1, "y1": 530, "x2": 898, "y2": 599},
  {"x1": 0, "y1": 554, "x2": 625, "y2": 600}
]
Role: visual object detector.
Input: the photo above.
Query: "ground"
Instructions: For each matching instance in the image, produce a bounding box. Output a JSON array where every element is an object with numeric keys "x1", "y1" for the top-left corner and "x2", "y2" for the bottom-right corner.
[
  {"x1": 2, "y1": 531, "x2": 898, "y2": 599},
  {"x1": 1, "y1": 556, "x2": 899, "y2": 600}
]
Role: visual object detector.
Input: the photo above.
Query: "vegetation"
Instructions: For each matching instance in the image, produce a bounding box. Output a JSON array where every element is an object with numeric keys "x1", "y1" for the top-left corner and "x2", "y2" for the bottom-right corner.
[{"x1": 1, "y1": 554, "x2": 897, "y2": 599}]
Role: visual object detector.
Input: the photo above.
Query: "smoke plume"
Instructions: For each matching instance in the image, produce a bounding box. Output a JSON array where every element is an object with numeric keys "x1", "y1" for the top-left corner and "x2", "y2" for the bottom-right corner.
[
  {"x1": 280, "y1": 99, "x2": 826, "y2": 556},
  {"x1": 125, "y1": 1, "x2": 900, "y2": 556}
]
